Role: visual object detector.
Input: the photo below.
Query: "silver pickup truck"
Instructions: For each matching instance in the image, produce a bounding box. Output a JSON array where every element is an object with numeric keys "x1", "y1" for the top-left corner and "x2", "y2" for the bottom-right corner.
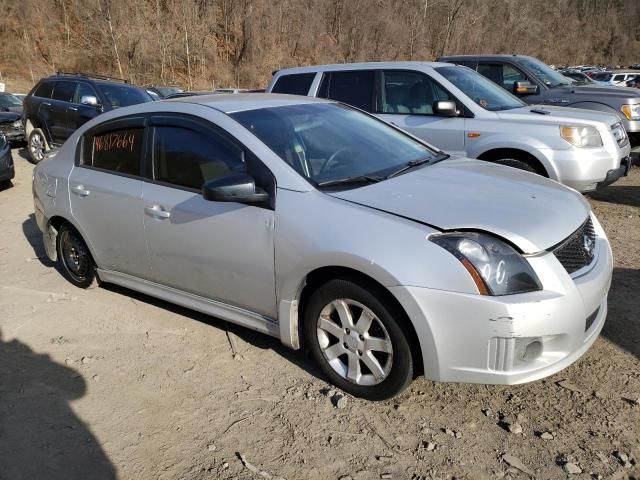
[{"x1": 267, "y1": 61, "x2": 631, "y2": 192}]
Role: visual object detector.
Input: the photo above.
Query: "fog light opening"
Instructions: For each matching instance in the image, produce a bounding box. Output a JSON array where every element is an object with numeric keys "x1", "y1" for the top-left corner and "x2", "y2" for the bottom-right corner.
[{"x1": 522, "y1": 340, "x2": 543, "y2": 362}]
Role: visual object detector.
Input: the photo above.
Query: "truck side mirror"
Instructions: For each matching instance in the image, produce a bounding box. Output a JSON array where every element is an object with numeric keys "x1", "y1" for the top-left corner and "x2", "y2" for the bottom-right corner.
[{"x1": 513, "y1": 81, "x2": 538, "y2": 96}]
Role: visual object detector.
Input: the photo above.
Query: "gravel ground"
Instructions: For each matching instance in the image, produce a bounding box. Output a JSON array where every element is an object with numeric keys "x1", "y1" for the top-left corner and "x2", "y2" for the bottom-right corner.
[{"x1": 0, "y1": 149, "x2": 638, "y2": 480}]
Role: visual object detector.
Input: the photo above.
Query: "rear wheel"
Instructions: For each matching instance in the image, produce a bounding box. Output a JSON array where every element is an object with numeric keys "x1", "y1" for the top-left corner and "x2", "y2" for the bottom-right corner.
[
  {"x1": 27, "y1": 128, "x2": 47, "y2": 164},
  {"x1": 56, "y1": 224, "x2": 96, "y2": 288},
  {"x1": 303, "y1": 279, "x2": 414, "y2": 400}
]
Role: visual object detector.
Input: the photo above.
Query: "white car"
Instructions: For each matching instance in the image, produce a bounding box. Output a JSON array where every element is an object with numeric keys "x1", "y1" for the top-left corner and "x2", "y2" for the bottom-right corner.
[
  {"x1": 268, "y1": 62, "x2": 631, "y2": 192},
  {"x1": 33, "y1": 94, "x2": 612, "y2": 399}
]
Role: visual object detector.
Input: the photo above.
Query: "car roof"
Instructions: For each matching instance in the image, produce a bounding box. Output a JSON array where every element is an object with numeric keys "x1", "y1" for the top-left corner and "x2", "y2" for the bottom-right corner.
[
  {"x1": 165, "y1": 93, "x2": 332, "y2": 113},
  {"x1": 439, "y1": 54, "x2": 537, "y2": 61},
  {"x1": 43, "y1": 75, "x2": 144, "y2": 88},
  {"x1": 275, "y1": 61, "x2": 455, "y2": 75}
]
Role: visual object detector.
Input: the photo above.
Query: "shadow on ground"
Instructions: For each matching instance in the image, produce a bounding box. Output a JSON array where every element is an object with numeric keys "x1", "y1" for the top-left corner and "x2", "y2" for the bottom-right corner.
[
  {"x1": 22, "y1": 213, "x2": 55, "y2": 267},
  {"x1": 603, "y1": 267, "x2": 640, "y2": 359},
  {"x1": 0, "y1": 330, "x2": 117, "y2": 480},
  {"x1": 589, "y1": 184, "x2": 640, "y2": 209}
]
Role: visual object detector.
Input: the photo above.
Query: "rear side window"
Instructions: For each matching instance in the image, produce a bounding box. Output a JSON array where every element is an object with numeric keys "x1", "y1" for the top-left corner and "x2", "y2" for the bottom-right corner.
[
  {"x1": 85, "y1": 128, "x2": 144, "y2": 176},
  {"x1": 33, "y1": 81, "x2": 54, "y2": 99},
  {"x1": 271, "y1": 73, "x2": 316, "y2": 95},
  {"x1": 51, "y1": 81, "x2": 76, "y2": 103},
  {"x1": 319, "y1": 71, "x2": 375, "y2": 112},
  {"x1": 153, "y1": 126, "x2": 245, "y2": 190}
]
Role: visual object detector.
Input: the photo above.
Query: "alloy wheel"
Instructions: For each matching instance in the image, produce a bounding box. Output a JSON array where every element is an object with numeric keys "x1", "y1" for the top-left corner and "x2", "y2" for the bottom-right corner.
[
  {"x1": 316, "y1": 299, "x2": 393, "y2": 386},
  {"x1": 29, "y1": 132, "x2": 45, "y2": 162}
]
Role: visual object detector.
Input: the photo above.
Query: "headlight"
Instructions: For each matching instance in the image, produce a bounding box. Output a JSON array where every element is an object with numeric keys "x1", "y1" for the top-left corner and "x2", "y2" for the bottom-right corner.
[
  {"x1": 430, "y1": 232, "x2": 542, "y2": 296},
  {"x1": 12, "y1": 120, "x2": 21, "y2": 129},
  {"x1": 560, "y1": 125, "x2": 602, "y2": 147},
  {"x1": 621, "y1": 104, "x2": 640, "y2": 120}
]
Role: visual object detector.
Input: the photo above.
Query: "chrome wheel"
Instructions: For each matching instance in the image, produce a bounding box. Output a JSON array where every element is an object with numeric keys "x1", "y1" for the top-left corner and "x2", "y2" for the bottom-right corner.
[
  {"x1": 316, "y1": 299, "x2": 393, "y2": 386},
  {"x1": 29, "y1": 131, "x2": 46, "y2": 163}
]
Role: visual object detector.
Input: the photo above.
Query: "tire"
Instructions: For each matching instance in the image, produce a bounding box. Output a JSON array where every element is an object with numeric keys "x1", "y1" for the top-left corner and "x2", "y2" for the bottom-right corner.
[
  {"x1": 27, "y1": 128, "x2": 47, "y2": 164},
  {"x1": 56, "y1": 223, "x2": 97, "y2": 289},
  {"x1": 492, "y1": 157, "x2": 538, "y2": 174},
  {"x1": 303, "y1": 278, "x2": 414, "y2": 400},
  {"x1": 0, "y1": 180, "x2": 12, "y2": 190}
]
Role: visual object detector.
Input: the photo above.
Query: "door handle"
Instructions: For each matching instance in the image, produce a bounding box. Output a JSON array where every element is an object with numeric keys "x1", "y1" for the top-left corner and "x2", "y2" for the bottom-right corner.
[
  {"x1": 68, "y1": 106, "x2": 78, "y2": 111},
  {"x1": 144, "y1": 205, "x2": 171, "y2": 219},
  {"x1": 42, "y1": 102, "x2": 52, "y2": 107},
  {"x1": 71, "y1": 184, "x2": 90, "y2": 197}
]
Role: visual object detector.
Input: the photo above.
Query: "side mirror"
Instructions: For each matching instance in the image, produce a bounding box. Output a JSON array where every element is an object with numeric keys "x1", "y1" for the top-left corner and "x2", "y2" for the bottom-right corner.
[
  {"x1": 432, "y1": 100, "x2": 458, "y2": 117},
  {"x1": 202, "y1": 173, "x2": 269, "y2": 205},
  {"x1": 513, "y1": 81, "x2": 538, "y2": 96},
  {"x1": 80, "y1": 95, "x2": 100, "y2": 107}
]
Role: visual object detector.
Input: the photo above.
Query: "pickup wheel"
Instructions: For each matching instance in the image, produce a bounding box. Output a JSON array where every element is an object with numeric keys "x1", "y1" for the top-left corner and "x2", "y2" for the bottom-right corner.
[
  {"x1": 492, "y1": 157, "x2": 538, "y2": 174},
  {"x1": 27, "y1": 128, "x2": 47, "y2": 164}
]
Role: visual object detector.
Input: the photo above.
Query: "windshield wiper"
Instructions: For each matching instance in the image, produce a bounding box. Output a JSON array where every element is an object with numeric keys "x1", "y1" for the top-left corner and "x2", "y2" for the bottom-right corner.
[
  {"x1": 386, "y1": 154, "x2": 447, "y2": 179},
  {"x1": 317, "y1": 175, "x2": 383, "y2": 188}
]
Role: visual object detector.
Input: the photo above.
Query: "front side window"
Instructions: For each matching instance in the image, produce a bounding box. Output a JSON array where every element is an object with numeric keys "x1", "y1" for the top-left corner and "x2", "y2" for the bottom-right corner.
[
  {"x1": 231, "y1": 103, "x2": 437, "y2": 186},
  {"x1": 51, "y1": 81, "x2": 76, "y2": 103},
  {"x1": 86, "y1": 128, "x2": 143, "y2": 176},
  {"x1": 518, "y1": 57, "x2": 571, "y2": 88},
  {"x1": 381, "y1": 71, "x2": 453, "y2": 115},
  {"x1": 477, "y1": 63, "x2": 528, "y2": 91},
  {"x1": 96, "y1": 84, "x2": 151, "y2": 108},
  {"x1": 319, "y1": 71, "x2": 375, "y2": 112},
  {"x1": 271, "y1": 73, "x2": 316, "y2": 96},
  {"x1": 436, "y1": 66, "x2": 525, "y2": 111},
  {"x1": 73, "y1": 83, "x2": 98, "y2": 104},
  {"x1": 153, "y1": 126, "x2": 245, "y2": 190}
]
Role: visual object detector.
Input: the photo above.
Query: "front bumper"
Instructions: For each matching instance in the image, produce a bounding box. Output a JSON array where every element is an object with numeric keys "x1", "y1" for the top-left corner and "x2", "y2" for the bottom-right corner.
[
  {"x1": 391, "y1": 231, "x2": 612, "y2": 385},
  {"x1": 0, "y1": 123, "x2": 25, "y2": 143},
  {"x1": 0, "y1": 144, "x2": 14, "y2": 182},
  {"x1": 597, "y1": 156, "x2": 632, "y2": 189}
]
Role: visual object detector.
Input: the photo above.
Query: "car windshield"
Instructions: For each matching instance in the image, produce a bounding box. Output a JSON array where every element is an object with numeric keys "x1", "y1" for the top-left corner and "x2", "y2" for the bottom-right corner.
[
  {"x1": 231, "y1": 103, "x2": 439, "y2": 187},
  {"x1": 96, "y1": 84, "x2": 152, "y2": 108},
  {"x1": 435, "y1": 66, "x2": 525, "y2": 111},
  {"x1": 0, "y1": 94, "x2": 23, "y2": 107},
  {"x1": 592, "y1": 72, "x2": 613, "y2": 82},
  {"x1": 519, "y1": 58, "x2": 570, "y2": 88},
  {"x1": 155, "y1": 86, "x2": 183, "y2": 97}
]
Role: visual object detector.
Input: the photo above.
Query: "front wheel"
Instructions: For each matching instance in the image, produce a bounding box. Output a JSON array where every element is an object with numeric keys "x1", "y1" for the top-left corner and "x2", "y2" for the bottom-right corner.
[
  {"x1": 303, "y1": 279, "x2": 414, "y2": 400},
  {"x1": 27, "y1": 128, "x2": 47, "y2": 164},
  {"x1": 492, "y1": 157, "x2": 539, "y2": 174},
  {"x1": 56, "y1": 224, "x2": 97, "y2": 288}
]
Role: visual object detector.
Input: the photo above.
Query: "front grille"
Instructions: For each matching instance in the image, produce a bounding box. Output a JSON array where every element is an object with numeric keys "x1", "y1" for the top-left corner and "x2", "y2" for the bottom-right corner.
[{"x1": 551, "y1": 218, "x2": 596, "y2": 274}]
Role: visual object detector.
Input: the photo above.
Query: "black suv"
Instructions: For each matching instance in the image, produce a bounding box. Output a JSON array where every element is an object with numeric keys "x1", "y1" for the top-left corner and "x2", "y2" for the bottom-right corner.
[{"x1": 23, "y1": 73, "x2": 152, "y2": 163}]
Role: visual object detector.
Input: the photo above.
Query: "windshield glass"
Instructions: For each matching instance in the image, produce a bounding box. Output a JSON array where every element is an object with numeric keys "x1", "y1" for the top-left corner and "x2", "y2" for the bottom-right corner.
[
  {"x1": 0, "y1": 94, "x2": 23, "y2": 107},
  {"x1": 231, "y1": 103, "x2": 438, "y2": 187},
  {"x1": 592, "y1": 72, "x2": 613, "y2": 82},
  {"x1": 519, "y1": 58, "x2": 570, "y2": 88},
  {"x1": 96, "y1": 84, "x2": 152, "y2": 108},
  {"x1": 155, "y1": 86, "x2": 183, "y2": 97},
  {"x1": 435, "y1": 66, "x2": 525, "y2": 111}
]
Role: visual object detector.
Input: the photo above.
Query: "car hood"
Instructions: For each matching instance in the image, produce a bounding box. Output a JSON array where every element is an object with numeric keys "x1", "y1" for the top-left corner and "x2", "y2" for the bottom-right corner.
[
  {"x1": 0, "y1": 111, "x2": 20, "y2": 122},
  {"x1": 549, "y1": 84, "x2": 640, "y2": 100},
  {"x1": 496, "y1": 104, "x2": 619, "y2": 127},
  {"x1": 327, "y1": 158, "x2": 590, "y2": 253}
]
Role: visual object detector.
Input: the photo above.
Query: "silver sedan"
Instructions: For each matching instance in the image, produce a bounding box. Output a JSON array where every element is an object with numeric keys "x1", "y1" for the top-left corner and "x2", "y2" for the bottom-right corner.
[{"x1": 32, "y1": 94, "x2": 612, "y2": 400}]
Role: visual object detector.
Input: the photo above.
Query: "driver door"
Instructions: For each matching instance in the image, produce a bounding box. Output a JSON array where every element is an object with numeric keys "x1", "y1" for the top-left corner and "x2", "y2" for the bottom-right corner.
[
  {"x1": 376, "y1": 70, "x2": 466, "y2": 155},
  {"x1": 141, "y1": 114, "x2": 277, "y2": 318}
]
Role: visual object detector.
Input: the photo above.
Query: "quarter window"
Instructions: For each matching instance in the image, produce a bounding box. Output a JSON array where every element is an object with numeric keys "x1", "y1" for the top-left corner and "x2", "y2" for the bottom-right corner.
[
  {"x1": 51, "y1": 81, "x2": 77, "y2": 103},
  {"x1": 153, "y1": 126, "x2": 245, "y2": 190},
  {"x1": 86, "y1": 128, "x2": 144, "y2": 176},
  {"x1": 319, "y1": 71, "x2": 375, "y2": 112},
  {"x1": 271, "y1": 73, "x2": 316, "y2": 95},
  {"x1": 382, "y1": 71, "x2": 453, "y2": 115},
  {"x1": 477, "y1": 63, "x2": 528, "y2": 91}
]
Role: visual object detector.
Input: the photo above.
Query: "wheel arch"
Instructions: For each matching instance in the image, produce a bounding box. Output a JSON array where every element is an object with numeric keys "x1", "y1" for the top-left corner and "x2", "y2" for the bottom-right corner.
[
  {"x1": 476, "y1": 147, "x2": 551, "y2": 177},
  {"x1": 43, "y1": 214, "x2": 98, "y2": 265},
  {"x1": 280, "y1": 265, "x2": 425, "y2": 376}
]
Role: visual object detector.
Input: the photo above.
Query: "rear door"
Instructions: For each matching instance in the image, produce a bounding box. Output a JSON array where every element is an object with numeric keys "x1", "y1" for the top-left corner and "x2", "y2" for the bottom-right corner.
[
  {"x1": 376, "y1": 70, "x2": 466, "y2": 155},
  {"x1": 69, "y1": 116, "x2": 150, "y2": 277},
  {"x1": 49, "y1": 80, "x2": 77, "y2": 143},
  {"x1": 141, "y1": 114, "x2": 277, "y2": 317}
]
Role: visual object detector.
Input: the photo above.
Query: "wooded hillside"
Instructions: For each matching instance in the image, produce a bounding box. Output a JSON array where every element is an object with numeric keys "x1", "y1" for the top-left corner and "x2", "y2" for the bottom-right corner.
[{"x1": 1, "y1": 0, "x2": 639, "y2": 92}]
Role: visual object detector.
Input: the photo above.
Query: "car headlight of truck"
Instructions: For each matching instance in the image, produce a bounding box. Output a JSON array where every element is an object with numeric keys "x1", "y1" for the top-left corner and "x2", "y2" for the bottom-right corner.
[
  {"x1": 430, "y1": 232, "x2": 542, "y2": 296},
  {"x1": 559, "y1": 125, "x2": 602, "y2": 147},
  {"x1": 621, "y1": 104, "x2": 640, "y2": 120}
]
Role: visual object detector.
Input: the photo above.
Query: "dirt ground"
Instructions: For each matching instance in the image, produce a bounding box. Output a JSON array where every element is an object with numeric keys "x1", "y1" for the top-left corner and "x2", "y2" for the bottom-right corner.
[{"x1": 0, "y1": 149, "x2": 638, "y2": 480}]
